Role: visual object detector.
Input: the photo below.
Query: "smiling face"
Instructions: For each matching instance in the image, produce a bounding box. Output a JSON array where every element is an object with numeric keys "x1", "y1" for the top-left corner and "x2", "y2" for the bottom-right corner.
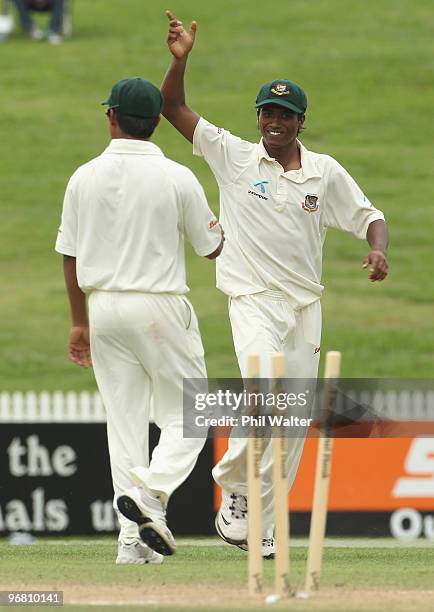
[{"x1": 257, "y1": 104, "x2": 305, "y2": 151}]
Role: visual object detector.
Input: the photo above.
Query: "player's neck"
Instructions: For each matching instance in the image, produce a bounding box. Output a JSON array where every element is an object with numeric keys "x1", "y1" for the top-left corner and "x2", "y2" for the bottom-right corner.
[{"x1": 264, "y1": 141, "x2": 301, "y2": 172}]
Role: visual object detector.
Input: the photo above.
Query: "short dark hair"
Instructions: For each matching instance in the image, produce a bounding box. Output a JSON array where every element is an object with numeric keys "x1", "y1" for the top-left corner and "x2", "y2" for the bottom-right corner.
[{"x1": 116, "y1": 112, "x2": 159, "y2": 139}]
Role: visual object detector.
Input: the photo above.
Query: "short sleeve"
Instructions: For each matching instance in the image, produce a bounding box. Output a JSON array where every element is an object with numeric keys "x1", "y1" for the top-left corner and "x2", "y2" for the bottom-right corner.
[
  {"x1": 324, "y1": 159, "x2": 385, "y2": 239},
  {"x1": 180, "y1": 169, "x2": 222, "y2": 257},
  {"x1": 55, "y1": 175, "x2": 78, "y2": 256},
  {"x1": 193, "y1": 117, "x2": 255, "y2": 185}
]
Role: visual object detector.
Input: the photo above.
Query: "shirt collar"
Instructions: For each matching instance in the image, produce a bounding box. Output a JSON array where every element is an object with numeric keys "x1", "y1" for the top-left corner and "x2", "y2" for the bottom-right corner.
[
  {"x1": 257, "y1": 138, "x2": 322, "y2": 183},
  {"x1": 103, "y1": 139, "x2": 165, "y2": 156}
]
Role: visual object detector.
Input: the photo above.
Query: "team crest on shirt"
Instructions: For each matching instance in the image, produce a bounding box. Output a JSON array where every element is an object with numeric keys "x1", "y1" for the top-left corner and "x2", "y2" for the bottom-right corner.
[
  {"x1": 302, "y1": 194, "x2": 319, "y2": 213},
  {"x1": 271, "y1": 83, "x2": 291, "y2": 96}
]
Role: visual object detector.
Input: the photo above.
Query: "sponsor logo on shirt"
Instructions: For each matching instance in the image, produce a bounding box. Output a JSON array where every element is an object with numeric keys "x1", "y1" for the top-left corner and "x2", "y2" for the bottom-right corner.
[
  {"x1": 248, "y1": 180, "x2": 270, "y2": 201},
  {"x1": 254, "y1": 180, "x2": 269, "y2": 194},
  {"x1": 302, "y1": 194, "x2": 319, "y2": 213},
  {"x1": 248, "y1": 190, "x2": 268, "y2": 200},
  {"x1": 271, "y1": 83, "x2": 291, "y2": 96}
]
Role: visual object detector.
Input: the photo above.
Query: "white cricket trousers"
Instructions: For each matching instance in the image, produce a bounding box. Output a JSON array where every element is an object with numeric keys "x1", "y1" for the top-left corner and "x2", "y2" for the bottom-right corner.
[
  {"x1": 89, "y1": 291, "x2": 208, "y2": 540},
  {"x1": 212, "y1": 290, "x2": 321, "y2": 537}
]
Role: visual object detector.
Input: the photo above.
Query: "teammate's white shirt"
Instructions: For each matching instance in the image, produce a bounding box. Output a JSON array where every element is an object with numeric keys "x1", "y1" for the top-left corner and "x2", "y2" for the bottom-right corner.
[
  {"x1": 193, "y1": 118, "x2": 385, "y2": 308},
  {"x1": 55, "y1": 138, "x2": 221, "y2": 294}
]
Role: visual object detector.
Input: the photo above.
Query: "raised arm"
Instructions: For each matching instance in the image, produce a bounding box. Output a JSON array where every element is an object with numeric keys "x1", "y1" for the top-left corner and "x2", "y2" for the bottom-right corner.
[{"x1": 161, "y1": 10, "x2": 201, "y2": 143}]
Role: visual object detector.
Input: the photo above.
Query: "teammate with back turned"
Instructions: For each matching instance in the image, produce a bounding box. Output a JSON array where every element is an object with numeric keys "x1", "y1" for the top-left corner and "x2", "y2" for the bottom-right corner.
[
  {"x1": 55, "y1": 76, "x2": 224, "y2": 564},
  {"x1": 161, "y1": 10, "x2": 388, "y2": 558}
]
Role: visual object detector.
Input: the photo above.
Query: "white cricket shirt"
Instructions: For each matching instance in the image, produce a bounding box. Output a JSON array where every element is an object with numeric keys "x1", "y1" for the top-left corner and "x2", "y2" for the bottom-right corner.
[
  {"x1": 193, "y1": 118, "x2": 385, "y2": 308},
  {"x1": 55, "y1": 139, "x2": 221, "y2": 294}
]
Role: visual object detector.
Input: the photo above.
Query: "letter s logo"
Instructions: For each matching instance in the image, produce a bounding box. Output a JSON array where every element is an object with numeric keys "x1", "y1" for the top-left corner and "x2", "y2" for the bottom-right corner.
[{"x1": 393, "y1": 439, "x2": 434, "y2": 498}]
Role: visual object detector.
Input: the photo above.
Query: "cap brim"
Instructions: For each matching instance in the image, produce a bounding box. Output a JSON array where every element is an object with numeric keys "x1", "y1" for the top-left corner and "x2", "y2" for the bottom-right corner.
[
  {"x1": 101, "y1": 99, "x2": 120, "y2": 108},
  {"x1": 255, "y1": 98, "x2": 304, "y2": 114}
]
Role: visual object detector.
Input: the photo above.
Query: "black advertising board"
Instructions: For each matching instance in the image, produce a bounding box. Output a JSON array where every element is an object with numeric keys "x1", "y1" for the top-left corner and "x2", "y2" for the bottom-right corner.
[{"x1": 0, "y1": 424, "x2": 215, "y2": 535}]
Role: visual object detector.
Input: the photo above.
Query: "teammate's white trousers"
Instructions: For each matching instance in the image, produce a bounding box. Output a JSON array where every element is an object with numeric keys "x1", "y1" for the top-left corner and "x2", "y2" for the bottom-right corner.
[
  {"x1": 89, "y1": 291, "x2": 208, "y2": 540},
  {"x1": 212, "y1": 291, "x2": 321, "y2": 537}
]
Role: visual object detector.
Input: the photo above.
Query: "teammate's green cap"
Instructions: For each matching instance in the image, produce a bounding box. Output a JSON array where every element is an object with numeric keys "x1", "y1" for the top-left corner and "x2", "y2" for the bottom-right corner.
[
  {"x1": 101, "y1": 77, "x2": 163, "y2": 118},
  {"x1": 255, "y1": 79, "x2": 307, "y2": 114}
]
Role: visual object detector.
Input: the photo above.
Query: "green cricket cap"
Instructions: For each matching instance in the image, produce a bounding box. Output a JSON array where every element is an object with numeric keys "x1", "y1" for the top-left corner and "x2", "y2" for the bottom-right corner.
[
  {"x1": 255, "y1": 79, "x2": 307, "y2": 114},
  {"x1": 101, "y1": 77, "x2": 163, "y2": 118}
]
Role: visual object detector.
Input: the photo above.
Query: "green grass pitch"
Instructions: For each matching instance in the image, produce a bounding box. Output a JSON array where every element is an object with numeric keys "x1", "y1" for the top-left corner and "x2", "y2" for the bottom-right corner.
[{"x1": 1, "y1": 537, "x2": 434, "y2": 610}]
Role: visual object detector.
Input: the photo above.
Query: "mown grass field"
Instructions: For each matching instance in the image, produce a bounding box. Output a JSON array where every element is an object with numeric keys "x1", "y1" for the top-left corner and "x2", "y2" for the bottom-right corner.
[
  {"x1": 0, "y1": 0, "x2": 433, "y2": 391},
  {"x1": 1, "y1": 538, "x2": 434, "y2": 610}
]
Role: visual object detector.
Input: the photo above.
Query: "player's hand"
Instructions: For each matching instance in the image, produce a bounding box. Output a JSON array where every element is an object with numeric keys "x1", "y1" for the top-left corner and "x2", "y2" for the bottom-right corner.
[
  {"x1": 362, "y1": 250, "x2": 388, "y2": 282},
  {"x1": 68, "y1": 326, "x2": 92, "y2": 368},
  {"x1": 165, "y1": 9, "x2": 197, "y2": 59}
]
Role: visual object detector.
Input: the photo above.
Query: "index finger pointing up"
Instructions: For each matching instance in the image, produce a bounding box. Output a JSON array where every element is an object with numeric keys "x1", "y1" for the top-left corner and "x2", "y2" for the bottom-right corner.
[{"x1": 165, "y1": 9, "x2": 180, "y2": 23}]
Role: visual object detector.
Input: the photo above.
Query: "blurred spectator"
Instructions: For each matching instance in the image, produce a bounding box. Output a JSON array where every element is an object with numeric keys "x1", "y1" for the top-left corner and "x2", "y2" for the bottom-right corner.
[
  {"x1": 0, "y1": 2, "x2": 14, "y2": 41},
  {"x1": 13, "y1": 0, "x2": 65, "y2": 44}
]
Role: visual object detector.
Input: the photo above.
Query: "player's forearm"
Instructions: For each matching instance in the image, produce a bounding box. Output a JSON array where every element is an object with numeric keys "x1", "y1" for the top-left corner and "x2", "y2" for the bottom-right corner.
[
  {"x1": 161, "y1": 56, "x2": 199, "y2": 142},
  {"x1": 161, "y1": 57, "x2": 189, "y2": 115},
  {"x1": 63, "y1": 255, "x2": 88, "y2": 326},
  {"x1": 367, "y1": 219, "x2": 388, "y2": 254},
  {"x1": 206, "y1": 235, "x2": 225, "y2": 260}
]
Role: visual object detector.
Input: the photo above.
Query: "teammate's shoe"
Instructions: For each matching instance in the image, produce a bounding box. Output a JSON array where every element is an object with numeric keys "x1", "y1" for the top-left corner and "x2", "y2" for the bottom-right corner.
[
  {"x1": 237, "y1": 537, "x2": 275, "y2": 560},
  {"x1": 117, "y1": 486, "x2": 176, "y2": 556},
  {"x1": 215, "y1": 490, "x2": 248, "y2": 545},
  {"x1": 116, "y1": 538, "x2": 164, "y2": 565}
]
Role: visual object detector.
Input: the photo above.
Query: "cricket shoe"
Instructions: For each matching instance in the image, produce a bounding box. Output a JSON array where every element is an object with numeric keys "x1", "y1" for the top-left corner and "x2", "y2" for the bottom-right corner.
[
  {"x1": 117, "y1": 486, "x2": 176, "y2": 556},
  {"x1": 116, "y1": 538, "x2": 164, "y2": 565},
  {"x1": 237, "y1": 537, "x2": 275, "y2": 560},
  {"x1": 215, "y1": 491, "x2": 248, "y2": 546}
]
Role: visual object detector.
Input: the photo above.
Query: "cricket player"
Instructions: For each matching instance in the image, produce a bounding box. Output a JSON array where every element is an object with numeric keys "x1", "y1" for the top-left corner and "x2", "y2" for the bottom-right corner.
[
  {"x1": 55, "y1": 77, "x2": 224, "y2": 563},
  {"x1": 161, "y1": 11, "x2": 389, "y2": 558}
]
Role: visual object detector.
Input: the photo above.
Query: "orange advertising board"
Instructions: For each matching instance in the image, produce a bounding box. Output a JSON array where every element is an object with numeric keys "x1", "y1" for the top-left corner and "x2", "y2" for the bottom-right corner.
[{"x1": 214, "y1": 437, "x2": 434, "y2": 511}]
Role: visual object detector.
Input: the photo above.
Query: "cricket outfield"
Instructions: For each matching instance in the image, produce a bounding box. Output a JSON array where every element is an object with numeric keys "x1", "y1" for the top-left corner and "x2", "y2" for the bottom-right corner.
[{"x1": 0, "y1": 0, "x2": 433, "y2": 391}]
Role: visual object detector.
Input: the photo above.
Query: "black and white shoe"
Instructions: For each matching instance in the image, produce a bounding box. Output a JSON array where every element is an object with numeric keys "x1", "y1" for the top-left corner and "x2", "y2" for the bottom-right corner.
[
  {"x1": 116, "y1": 538, "x2": 164, "y2": 565},
  {"x1": 215, "y1": 490, "x2": 248, "y2": 546},
  {"x1": 117, "y1": 486, "x2": 176, "y2": 556},
  {"x1": 237, "y1": 537, "x2": 275, "y2": 560}
]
